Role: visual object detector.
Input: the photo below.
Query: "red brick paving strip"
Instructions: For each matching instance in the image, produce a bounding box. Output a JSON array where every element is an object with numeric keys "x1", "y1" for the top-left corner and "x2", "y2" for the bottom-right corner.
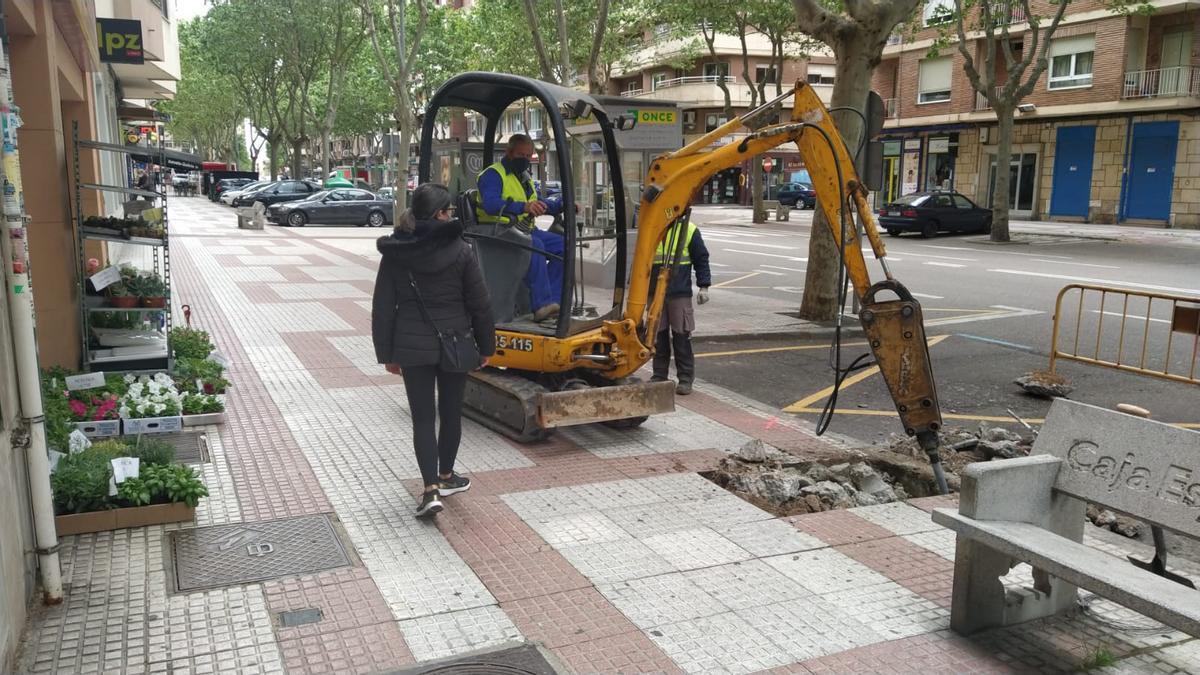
[
  {"x1": 796, "y1": 630, "x2": 1021, "y2": 674},
  {"x1": 836, "y1": 537, "x2": 955, "y2": 608},
  {"x1": 786, "y1": 509, "x2": 897, "y2": 547},
  {"x1": 502, "y1": 587, "x2": 637, "y2": 648},
  {"x1": 678, "y1": 390, "x2": 838, "y2": 454},
  {"x1": 265, "y1": 567, "x2": 415, "y2": 674},
  {"x1": 551, "y1": 629, "x2": 686, "y2": 675}
]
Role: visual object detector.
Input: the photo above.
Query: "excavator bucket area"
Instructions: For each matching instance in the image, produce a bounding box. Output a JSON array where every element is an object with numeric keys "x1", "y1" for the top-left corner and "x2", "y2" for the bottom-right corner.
[{"x1": 538, "y1": 380, "x2": 676, "y2": 429}]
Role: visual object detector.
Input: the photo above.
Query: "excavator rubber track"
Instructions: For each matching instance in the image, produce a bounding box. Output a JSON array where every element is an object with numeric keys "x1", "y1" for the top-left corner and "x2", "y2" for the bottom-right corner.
[{"x1": 464, "y1": 369, "x2": 552, "y2": 444}]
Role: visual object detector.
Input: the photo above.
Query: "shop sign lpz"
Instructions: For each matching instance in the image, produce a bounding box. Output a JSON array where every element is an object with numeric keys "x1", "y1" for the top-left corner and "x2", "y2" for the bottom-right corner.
[{"x1": 497, "y1": 335, "x2": 534, "y2": 352}]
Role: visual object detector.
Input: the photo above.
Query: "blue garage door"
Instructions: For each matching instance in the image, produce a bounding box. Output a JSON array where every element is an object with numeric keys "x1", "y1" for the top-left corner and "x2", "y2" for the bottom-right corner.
[
  {"x1": 1124, "y1": 121, "x2": 1179, "y2": 221},
  {"x1": 1049, "y1": 126, "x2": 1096, "y2": 218}
]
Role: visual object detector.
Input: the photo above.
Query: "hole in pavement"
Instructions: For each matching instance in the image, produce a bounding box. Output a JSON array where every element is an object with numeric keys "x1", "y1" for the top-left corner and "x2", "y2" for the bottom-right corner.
[{"x1": 701, "y1": 440, "x2": 942, "y2": 517}]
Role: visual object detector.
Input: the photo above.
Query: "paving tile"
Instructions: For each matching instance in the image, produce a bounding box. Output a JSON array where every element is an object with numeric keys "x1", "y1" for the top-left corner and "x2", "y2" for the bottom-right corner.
[
  {"x1": 642, "y1": 527, "x2": 753, "y2": 571},
  {"x1": 602, "y1": 502, "x2": 702, "y2": 539},
  {"x1": 524, "y1": 511, "x2": 632, "y2": 548},
  {"x1": 786, "y1": 509, "x2": 896, "y2": 546},
  {"x1": 301, "y1": 265, "x2": 377, "y2": 281},
  {"x1": 713, "y1": 519, "x2": 826, "y2": 557},
  {"x1": 237, "y1": 254, "x2": 312, "y2": 266},
  {"x1": 551, "y1": 629, "x2": 684, "y2": 675},
  {"x1": 904, "y1": 527, "x2": 958, "y2": 561},
  {"x1": 226, "y1": 266, "x2": 287, "y2": 282},
  {"x1": 558, "y1": 539, "x2": 675, "y2": 585},
  {"x1": 799, "y1": 629, "x2": 1021, "y2": 674},
  {"x1": 598, "y1": 573, "x2": 729, "y2": 629},
  {"x1": 268, "y1": 282, "x2": 369, "y2": 300},
  {"x1": 465, "y1": 549, "x2": 592, "y2": 604},
  {"x1": 276, "y1": 623, "x2": 415, "y2": 675},
  {"x1": 827, "y1": 581, "x2": 950, "y2": 640},
  {"x1": 675, "y1": 495, "x2": 775, "y2": 528},
  {"x1": 647, "y1": 612, "x2": 795, "y2": 675},
  {"x1": 850, "y1": 501, "x2": 943, "y2": 536},
  {"x1": 764, "y1": 548, "x2": 893, "y2": 595},
  {"x1": 735, "y1": 595, "x2": 883, "y2": 661},
  {"x1": 502, "y1": 587, "x2": 635, "y2": 648},
  {"x1": 397, "y1": 606, "x2": 524, "y2": 663},
  {"x1": 262, "y1": 567, "x2": 394, "y2": 639},
  {"x1": 683, "y1": 559, "x2": 811, "y2": 612}
]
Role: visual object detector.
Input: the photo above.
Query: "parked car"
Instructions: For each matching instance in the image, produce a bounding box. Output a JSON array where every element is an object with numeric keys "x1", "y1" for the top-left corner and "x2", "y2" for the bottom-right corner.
[
  {"x1": 877, "y1": 191, "x2": 992, "y2": 238},
  {"x1": 221, "y1": 180, "x2": 271, "y2": 205},
  {"x1": 269, "y1": 189, "x2": 395, "y2": 227},
  {"x1": 232, "y1": 180, "x2": 319, "y2": 208},
  {"x1": 777, "y1": 182, "x2": 816, "y2": 208},
  {"x1": 377, "y1": 186, "x2": 396, "y2": 201},
  {"x1": 171, "y1": 172, "x2": 193, "y2": 189},
  {"x1": 213, "y1": 178, "x2": 254, "y2": 200}
]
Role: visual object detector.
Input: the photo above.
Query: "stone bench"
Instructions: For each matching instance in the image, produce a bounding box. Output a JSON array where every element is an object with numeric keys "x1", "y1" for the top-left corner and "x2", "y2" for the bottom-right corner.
[{"x1": 932, "y1": 399, "x2": 1200, "y2": 636}]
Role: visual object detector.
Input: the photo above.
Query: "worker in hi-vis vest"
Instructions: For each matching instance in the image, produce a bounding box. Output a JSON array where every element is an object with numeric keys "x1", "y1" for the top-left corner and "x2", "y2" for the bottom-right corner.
[
  {"x1": 476, "y1": 134, "x2": 565, "y2": 322},
  {"x1": 649, "y1": 219, "x2": 711, "y2": 396}
]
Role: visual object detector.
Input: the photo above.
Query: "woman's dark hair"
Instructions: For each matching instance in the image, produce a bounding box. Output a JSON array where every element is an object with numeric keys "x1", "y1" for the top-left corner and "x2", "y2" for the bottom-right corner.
[{"x1": 398, "y1": 183, "x2": 453, "y2": 232}]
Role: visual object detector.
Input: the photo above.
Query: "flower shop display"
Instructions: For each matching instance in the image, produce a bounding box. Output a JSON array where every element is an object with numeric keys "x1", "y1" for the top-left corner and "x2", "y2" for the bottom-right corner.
[
  {"x1": 51, "y1": 437, "x2": 208, "y2": 536},
  {"x1": 181, "y1": 392, "x2": 226, "y2": 426},
  {"x1": 81, "y1": 215, "x2": 165, "y2": 241},
  {"x1": 41, "y1": 369, "x2": 129, "y2": 438},
  {"x1": 174, "y1": 356, "x2": 229, "y2": 395},
  {"x1": 169, "y1": 326, "x2": 214, "y2": 360},
  {"x1": 119, "y1": 373, "x2": 184, "y2": 434},
  {"x1": 128, "y1": 272, "x2": 168, "y2": 308}
]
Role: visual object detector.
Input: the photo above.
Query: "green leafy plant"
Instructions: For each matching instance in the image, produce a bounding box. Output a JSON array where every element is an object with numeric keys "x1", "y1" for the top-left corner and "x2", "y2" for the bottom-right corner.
[
  {"x1": 106, "y1": 282, "x2": 133, "y2": 298},
  {"x1": 128, "y1": 272, "x2": 167, "y2": 299},
  {"x1": 50, "y1": 447, "x2": 117, "y2": 514},
  {"x1": 161, "y1": 465, "x2": 208, "y2": 507},
  {"x1": 174, "y1": 357, "x2": 229, "y2": 394},
  {"x1": 116, "y1": 476, "x2": 153, "y2": 507},
  {"x1": 88, "y1": 440, "x2": 133, "y2": 457},
  {"x1": 40, "y1": 368, "x2": 76, "y2": 452},
  {"x1": 182, "y1": 393, "x2": 224, "y2": 415},
  {"x1": 169, "y1": 327, "x2": 214, "y2": 360},
  {"x1": 124, "y1": 436, "x2": 176, "y2": 466},
  {"x1": 1080, "y1": 647, "x2": 1116, "y2": 671}
]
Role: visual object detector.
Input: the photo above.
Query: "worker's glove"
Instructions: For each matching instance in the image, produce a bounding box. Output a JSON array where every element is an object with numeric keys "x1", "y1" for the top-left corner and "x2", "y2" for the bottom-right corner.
[{"x1": 697, "y1": 288, "x2": 710, "y2": 305}]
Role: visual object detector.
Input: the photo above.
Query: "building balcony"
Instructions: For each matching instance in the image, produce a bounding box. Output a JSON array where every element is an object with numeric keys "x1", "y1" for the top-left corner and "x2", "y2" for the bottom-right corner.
[
  {"x1": 1122, "y1": 66, "x2": 1200, "y2": 99},
  {"x1": 884, "y1": 98, "x2": 897, "y2": 118},
  {"x1": 974, "y1": 86, "x2": 1007, "y2": 111}
]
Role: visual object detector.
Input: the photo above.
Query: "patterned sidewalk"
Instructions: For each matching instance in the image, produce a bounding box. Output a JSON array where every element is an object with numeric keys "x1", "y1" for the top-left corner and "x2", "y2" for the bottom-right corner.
[{"x1": 17, "y1": 197, "x2": 1200, "y2": 674}]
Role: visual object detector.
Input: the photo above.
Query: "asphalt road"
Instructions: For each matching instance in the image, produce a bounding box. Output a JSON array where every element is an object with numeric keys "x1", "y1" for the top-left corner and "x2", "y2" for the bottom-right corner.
[{"x1": 686, "y1": 206, "x2": 1200, "y2": 446}]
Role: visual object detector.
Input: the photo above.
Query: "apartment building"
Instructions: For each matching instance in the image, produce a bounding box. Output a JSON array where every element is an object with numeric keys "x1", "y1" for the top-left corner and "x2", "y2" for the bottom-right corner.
[
  {"x1": 607, "y1": 26, "x2": 837, "y2": 204},
  {"x1": 873, "y1": 0, "x2": 1200, "y2": 227}
]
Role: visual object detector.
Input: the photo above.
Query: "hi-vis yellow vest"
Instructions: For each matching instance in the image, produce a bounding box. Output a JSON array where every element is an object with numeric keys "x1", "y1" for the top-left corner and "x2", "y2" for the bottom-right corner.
[
  {"x1": 654, "y1": 221, "x2": 698, "y2": 265},
  {"x1": 476, "y1": 162, "x2": 535, "y2": 226}
]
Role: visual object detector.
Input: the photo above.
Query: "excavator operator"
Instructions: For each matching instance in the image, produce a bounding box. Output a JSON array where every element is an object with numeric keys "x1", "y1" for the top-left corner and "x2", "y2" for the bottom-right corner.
[{"x1": 475, "y1": 134, "x2": 565, "y2": 322}]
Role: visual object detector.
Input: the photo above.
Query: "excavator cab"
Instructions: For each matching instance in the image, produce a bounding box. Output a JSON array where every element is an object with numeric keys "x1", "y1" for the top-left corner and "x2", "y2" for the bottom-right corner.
[{"x1": 418, "y1": 73, "x2": 635, "y2": 342}]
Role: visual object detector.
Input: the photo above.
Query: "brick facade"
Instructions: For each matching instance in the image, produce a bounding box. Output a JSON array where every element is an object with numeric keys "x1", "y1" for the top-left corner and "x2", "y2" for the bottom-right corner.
[{"x1": 876, "y1": 4, "x2": 1200, "y2": 228}]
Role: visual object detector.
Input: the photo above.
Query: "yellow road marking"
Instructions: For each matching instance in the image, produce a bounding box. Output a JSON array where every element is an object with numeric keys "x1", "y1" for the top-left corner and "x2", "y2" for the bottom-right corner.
[
  {"x1": 782, "y1": 334, "x2": 951, "y2": 413},
  {"x1": 787, "y1": 407, "x2": 1197, "y2": 429},
  {"x1": 712, "y1": 271, "x2": 761, "y2": 288},
  {"x1": 696, "y1": 341, "x2": 870, "y2": 359}
]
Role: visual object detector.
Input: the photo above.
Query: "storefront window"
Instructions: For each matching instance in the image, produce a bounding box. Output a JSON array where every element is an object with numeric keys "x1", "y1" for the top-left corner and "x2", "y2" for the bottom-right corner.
[{"x1": 924, "y1": 135, "x2": 958, "y2": 190}]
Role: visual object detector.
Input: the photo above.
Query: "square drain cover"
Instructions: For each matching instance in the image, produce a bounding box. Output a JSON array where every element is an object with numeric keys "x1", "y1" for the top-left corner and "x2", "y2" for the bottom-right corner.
[
  {"x1": 170, "y1": 514, "x2": 350, "y2": 592},
  {"x1": 125, "y1": 431, "x2": 208, "y2": 464},
  {"x1": 393, "y1": 644, "x2": 559, "y2": 675}
]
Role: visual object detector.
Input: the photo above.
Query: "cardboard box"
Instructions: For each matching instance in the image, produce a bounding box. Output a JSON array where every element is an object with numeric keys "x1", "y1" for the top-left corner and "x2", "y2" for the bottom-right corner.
[
  {"x1": 54, "y1": 502, "x2": 195, "y2": 536},
  {"x1": 74, "y1": 420, "x2": 121, "y2": 438},
  {"x1": 182, "y1": 412, "x2": 226, "y2": 427},
  {"x1": 122, "y1": 416, "x2": 183, "y2": 435}
]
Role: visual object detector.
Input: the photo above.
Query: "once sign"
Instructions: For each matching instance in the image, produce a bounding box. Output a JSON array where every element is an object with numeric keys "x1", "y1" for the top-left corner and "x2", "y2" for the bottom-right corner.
[{"x1": 1035, "y1": 400, "x2": 1200, "y2": 537}]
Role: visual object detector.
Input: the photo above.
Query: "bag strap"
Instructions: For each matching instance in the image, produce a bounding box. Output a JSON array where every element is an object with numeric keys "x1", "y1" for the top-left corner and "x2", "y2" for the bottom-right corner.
[{"x1": 406, "y1": 271, "x2": 443, "y2": 335}]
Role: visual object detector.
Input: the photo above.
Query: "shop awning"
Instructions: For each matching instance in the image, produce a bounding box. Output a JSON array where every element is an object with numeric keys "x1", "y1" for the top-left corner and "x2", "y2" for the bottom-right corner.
[{"x1": 132, "y1": 147, "x2": 203, "y2": 172}]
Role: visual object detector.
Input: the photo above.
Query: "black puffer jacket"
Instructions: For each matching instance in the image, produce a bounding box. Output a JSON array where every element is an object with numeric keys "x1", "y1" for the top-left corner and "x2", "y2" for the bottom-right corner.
[{"x1": 372, "y1": 219, "x2": 495, "y2": 367}]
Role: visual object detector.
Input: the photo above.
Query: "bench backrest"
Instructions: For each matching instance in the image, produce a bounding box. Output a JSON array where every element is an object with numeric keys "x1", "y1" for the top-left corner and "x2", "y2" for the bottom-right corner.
[{"x1": 1033, "y1": 399, "x2": 1200, "y2": 539}]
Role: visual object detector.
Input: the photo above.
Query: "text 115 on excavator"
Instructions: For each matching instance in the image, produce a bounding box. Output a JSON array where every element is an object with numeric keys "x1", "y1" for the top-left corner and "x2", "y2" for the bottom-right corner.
[{"x1": 417, "y1": 72, "x2": 947, "y2": 492}]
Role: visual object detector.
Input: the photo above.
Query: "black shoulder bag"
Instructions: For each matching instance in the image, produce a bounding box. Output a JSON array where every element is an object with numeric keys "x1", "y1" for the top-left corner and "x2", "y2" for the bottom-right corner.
[{"x1": 407, "y1": 271, "x2": 481, "y2": 372}]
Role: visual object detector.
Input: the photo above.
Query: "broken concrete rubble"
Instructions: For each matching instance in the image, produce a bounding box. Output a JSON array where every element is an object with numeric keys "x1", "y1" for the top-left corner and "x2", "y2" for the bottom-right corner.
[{"x1": 1015, "y1": 371, "x2": 1074, "y2": 398}]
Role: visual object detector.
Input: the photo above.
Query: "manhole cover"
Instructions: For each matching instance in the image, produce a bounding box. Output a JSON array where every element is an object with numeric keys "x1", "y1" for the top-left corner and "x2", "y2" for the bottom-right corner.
[
  {"x1": 393, "y1": 645, "x2": 559, "y2": 675},
  {"x1": 169, "y1": 514, "x2": 351, "y2": 592}
]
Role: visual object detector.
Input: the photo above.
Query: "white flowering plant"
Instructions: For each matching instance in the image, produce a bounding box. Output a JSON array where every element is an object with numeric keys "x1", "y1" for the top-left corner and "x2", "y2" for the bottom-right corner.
[{"x1": 119, "y1": 373, "x2": 183, "y2": 419}]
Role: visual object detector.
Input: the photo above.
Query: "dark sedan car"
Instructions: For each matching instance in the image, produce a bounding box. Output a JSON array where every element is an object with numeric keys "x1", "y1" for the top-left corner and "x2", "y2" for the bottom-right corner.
[
  {"x1": 269, "y1": 189, "x2": 395, "y2": 227},
  {"x1": 777, "y1": 182, "x2": 816, "y2": 208},
  {"x1": 877, "y1": 191, "x2": 992, "y2": 238},
  {"x1": 232, "y1": 180, "x2": 319, "y2": 208},
  {"x1": 214, "y1": 178, "x2": 254, "y2": 200}
]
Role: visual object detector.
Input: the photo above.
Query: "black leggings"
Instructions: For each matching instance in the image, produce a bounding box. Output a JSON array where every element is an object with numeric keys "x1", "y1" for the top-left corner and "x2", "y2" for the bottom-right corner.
[{"x1": 400, "y1": 365, "x2": 469, "y2": 487}]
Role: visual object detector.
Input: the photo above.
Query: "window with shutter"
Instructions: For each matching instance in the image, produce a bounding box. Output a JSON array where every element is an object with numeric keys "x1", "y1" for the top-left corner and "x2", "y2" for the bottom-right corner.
[
  {"x1": 919, "y1": 57, "x2": 953, "y2": 103},
  {"x1": 1049, "y1": 35, "x2": 1095, "y2": 89}
]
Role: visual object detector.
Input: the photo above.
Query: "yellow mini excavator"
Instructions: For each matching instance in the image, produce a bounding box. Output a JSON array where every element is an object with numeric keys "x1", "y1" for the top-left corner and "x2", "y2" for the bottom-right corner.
[{"x1": 417, "y1": 73, "x2": 947, "y2": 490}]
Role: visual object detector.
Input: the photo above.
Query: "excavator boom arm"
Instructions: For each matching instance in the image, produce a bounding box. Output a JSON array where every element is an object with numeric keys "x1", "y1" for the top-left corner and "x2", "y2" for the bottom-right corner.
[{"x1": 627, "y1": 81, "x2": 947, "y2": 490}]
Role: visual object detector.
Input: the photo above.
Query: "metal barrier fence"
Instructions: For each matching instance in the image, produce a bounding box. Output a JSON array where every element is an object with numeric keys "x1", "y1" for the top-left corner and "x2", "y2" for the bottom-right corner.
[{"x1": 1049, "y1": 284, "x2": 1200, "y2": 385}]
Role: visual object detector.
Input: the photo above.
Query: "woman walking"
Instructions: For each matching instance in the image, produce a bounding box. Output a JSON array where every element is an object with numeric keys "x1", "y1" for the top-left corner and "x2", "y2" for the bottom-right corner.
[{"x1": 372, "y1": 183, "x2": 494, "y2": 517}]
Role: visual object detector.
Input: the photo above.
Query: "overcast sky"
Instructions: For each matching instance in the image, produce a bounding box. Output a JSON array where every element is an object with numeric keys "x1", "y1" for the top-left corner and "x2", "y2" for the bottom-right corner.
[{"x1": 174, "y1": 1, "x2": 210, "y2": 22}]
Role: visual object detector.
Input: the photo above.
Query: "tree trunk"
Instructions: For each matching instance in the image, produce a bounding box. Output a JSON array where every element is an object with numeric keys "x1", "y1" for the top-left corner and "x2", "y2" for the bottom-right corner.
[
  {"x1": 268, "y1": 140, "x2": 279, "y2": 180},
  {"x1": 751, "y1": 160, "x2": 767, "y2": 223},
  {"x1": 394, "y1": 110, "x2": 412, "y2": 218},
  {"x1": 291, "y1": 139, "x2": 304, "y2": 180},
  {"x1": 322, "y1": 130, "x2": 332, "y2": 179},
  {"x1": 991, "y1": 108, "x2": 1014, "y2": 242},
  {"x1": 798, "y1": 44, "x2": 873, "y2": 321}
]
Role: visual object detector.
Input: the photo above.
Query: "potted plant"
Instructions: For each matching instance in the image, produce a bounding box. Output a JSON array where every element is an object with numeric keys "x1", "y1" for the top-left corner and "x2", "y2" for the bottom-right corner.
[
  {"x1": 181, "y1": 392, "x2": 226, "y2": 426},
  {"x1": 51, "y1": 439, "x2": 207, "y2": 536},
  {"x1": 119, "y1": 373, "x2": 183, "y2": 434},
  {"x1": 132, "y1": 272, "x2": 167, "y2": 308},
  {"x1": 107, "y1": 282, "x2": 139, "y2": 308},
  {"x1": 169, "y1": 327, "x2": 215, "y2": 360},
  {"x1": 174, "y1": 356, "x2": 230, "y2": 395}
]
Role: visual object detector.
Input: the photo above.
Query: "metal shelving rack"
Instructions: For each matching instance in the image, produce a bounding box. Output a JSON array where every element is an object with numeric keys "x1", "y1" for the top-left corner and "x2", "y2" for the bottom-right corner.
[{"x1": 72, "y1": 120, "x2": 172, "y2": 372}]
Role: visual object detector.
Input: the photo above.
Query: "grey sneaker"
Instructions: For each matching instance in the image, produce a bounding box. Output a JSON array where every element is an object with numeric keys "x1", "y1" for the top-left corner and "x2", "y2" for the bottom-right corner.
[
  {"x1": 415, "y1": 490, "x2": 443, "y2": 518},
  {"x1": 438, "y1": 472, "x2": 471, "y2": 496},
  {"x1": 676, "y1": 381, "x2": 693, "y2": 396}
]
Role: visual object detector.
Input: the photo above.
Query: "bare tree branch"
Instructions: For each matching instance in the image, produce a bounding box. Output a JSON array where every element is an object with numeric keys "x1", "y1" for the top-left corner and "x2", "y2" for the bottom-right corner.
[
  {"x1": 553, "y1": 0, "x2": 570, "y2": 83},
  {"x1": 587, "y1": 0, "x2": 611, "y2": 93},
  {"x1": 520, "y1": 0, "x2": 557, "y2": 82},
  {"x1": 1016, "y1": 0, "x2": 1068, "y2": 100}
]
